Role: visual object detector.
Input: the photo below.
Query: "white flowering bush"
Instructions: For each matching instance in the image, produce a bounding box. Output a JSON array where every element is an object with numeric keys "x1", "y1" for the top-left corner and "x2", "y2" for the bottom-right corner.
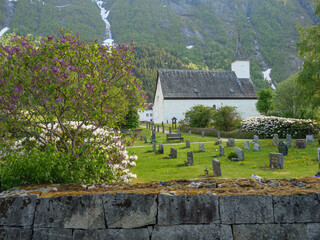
[
  {"x1": 0, "y1": 122, "x2": 138, "y2": 190},
  {"x1": 241, "y1": 116, "x2": 320, "y2": 138}
]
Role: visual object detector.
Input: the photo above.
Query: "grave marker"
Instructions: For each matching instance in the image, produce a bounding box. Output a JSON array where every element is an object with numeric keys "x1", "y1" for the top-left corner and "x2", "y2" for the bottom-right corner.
[
  {"x1": 178, "y1": 127, "x2": 181, "y2": 134},
  {"x1": 219, "y1": 144, "x2": 225, "y2": 156},
  {"x1": 159, "y1": 144, "x2": 164, "y2": 154},
  {"x1": 151, "y1": 131, "x2": 156, "y2": 143},
  {"x1": 234, "y1": 147, "x2": 244, "y2": 160},
  {"x1": 212, "y1": 159, "x2": 221, "y2": 177},
  {"x1": 187, "y1": 151, "x2": 193, "y2": 166},
  {"x1": 153, "y1": 143, "x2": 156, "y2": 152},
  {"x1": 317, "y1": 149, "x2": 320, "y2": 176},
  {"x1": 253, "y1": 143, "x2": 261, "y2": 151},
  {"x1": 296, "y1": 140, "x2": 306, "y2": 149},
  {"x1": 162, "y1": 125, "x2": 165, "y2": 133},
  {"x1": 306, "y1": 135, "x2": 314, "y2": 145},
  {"x1": 157, "y1": 125, "x2": 159, "y2": 132},
  {"x1": 228, "y1": 138, "x2": 235, "y2": 147},
  {"x1": 199, "y1": 144, "x2": 205, "y2": 152},
  {"x1": 188, "y1": 129, "x2": 191, "y2": 136},
  {"x1": 269, "y1": 153, "x2": 284, "y2": 169},
  {"x1": 144, "y1": 137, "x2": 147, "y2": 143},
  {"x1": 286, "y1": 134, "x2": 292, "y2": 147},
  {"x1": 202, "y1": 130, "x2": 205, "y2": 137},
  {"x1": 273, "y1": 134, "x2": 279, "y2": 146},
  {"x1": 244, "y1": 141, "x2": 250, "y2": 150},
  {"x1": 186, "y1": 140, "x2": 190, "y2": 148},
  {"x1": 169, "y1": 127, "x2": 172, "y2": 134},
  {"x1": 170, "y1": 148, "x2": 177, "y2": 159},
  {"x1": 254, "y1": 135, "x2": 259, "y2": 143},
  {"x1": 217, "y1": 130, "x2": 220, "y2": 140},
  {"x1": 278, "y1": 141, "x2": 288, "y2": 156}
]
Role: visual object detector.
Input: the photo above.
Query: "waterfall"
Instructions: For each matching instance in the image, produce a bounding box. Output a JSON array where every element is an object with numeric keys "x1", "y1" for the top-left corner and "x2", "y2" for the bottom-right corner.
[
  {"x1": 94, "y1": 0, "x2": 114, "y2": 46},
  {"x1": 0, "y1": 0, "x2": 18, "y2": 38}
]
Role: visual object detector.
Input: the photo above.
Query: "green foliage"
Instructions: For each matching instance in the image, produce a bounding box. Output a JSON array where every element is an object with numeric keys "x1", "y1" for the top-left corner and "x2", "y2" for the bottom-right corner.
[
  {"x1": 296, "y1": 0, "x2": 320, "y2": 114},
  {"x1": 184, "y1": 105, "x2": 215, "y2": 128},
  {"x1": 0, "y1": 143, "x2": 115, "y2": 191},
  {"x1": 212, "y1": 106, "x2": 240, "y2": 131},
  {"x1": 121, "y1": 108, "x2": 140, "y2": 129},
  {"x1": 256, "y1": 89, "x2": 275, "y2": 115},
  {"x1": 227, "y1": 152, "x2": 238, "y2": 160}
]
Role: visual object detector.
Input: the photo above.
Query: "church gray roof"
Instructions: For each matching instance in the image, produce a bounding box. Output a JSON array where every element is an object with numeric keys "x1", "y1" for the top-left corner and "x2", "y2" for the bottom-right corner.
[{"x1": 157, "y1": 69, "x2": 257, "y2": 100}]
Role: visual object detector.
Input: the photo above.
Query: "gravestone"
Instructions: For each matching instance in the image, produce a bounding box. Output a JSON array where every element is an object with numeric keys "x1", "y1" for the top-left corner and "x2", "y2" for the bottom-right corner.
[
  {"x1": 199, "y1": 144, "x2": 205, "y2": 152},
  {"x1": 253, "y1": 143, "x2": 261, "y2": 151},
  {"x1": 286, "y1": 134, "x2": 292, "y2": 147},
  {"x1": 269, "y1": 153, "x2": 284, "y2": 169},
  {"x1": 278, "y1": 141, "x2": 288, "y2": 156},
  {"x1": 296, "y1": 140, "x2": 306, "y2": 149},
  {"x1": 159, "y1": 144, "x2": 164, "y2": 154},
  {"x1": 219, "y1": 144, "x2": 225, "y2": 156},
  {"x1": 254, "y1": 135, "x2": 259, "y2": 143},
  {"x1": 162, "y1": 122, "x2": 164, "y2": 126},
  {"x1": 162, "y1": 125, "x2": 165, "y2": 133},
  {"x1": 186, "y1": 140, "x2": 190, "y2": 148},
  {"x1": 234, "y1": 147, "x2": 244, "y2": 160},
  {"x1": 146, "y1": 123, "x2": 148, "y2": 129},
  {"x1": 212, "y1": 159, "x2": 221, "y2": 177},
  {"x1": 317, "y1": 149, "x2": 320, "y2": 176},
  {"x1": 178, "y1": 128, "x2": 181, "y2": 134},
  {"x1": 244, "y1": 141, "x2": 250, "y2": 150},
  {"x1": 187, "y1": 151, "x2": 193, "y2": 166},
  {"x1": 228, "y1": 138, "x2": 235, "y2": 147},
  {"x1": 151, "y1": 131, "x2": 156, "y2": 143},
  {"x1": 306, "y1": 135, "x2": 314, "y2": 145},
  {"x1": 202, "y1": 130, "x2": 205, "y2": 137},
  {"x1": 170, "y1": 148, "x2": 177, "y2": 159},
  {"x1": 144, "y1": 137, "x2": 147, "y2": 143},
  {"x1": 273, "y1": 134, "x2": 279, "y2": 146},
  {"x1": 217, "y1": 130, "x2": 220, "y2": 140},
  {"x1": 157, "y1": 125, "x2": 159, "y2": 132},
  {"x1": 153, "y1": 143, "x2": 156, "y2": 152},
  {"x1": 169, "y1": 127, "x2": 172, "y2": 134},
  {"x1": 188, "y1": 129, "x2": 191, "y2": 136}
]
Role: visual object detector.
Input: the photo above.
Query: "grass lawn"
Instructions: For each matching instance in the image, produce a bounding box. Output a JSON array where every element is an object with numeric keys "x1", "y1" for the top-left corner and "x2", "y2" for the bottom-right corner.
[{"x1": 128, "y1": 135, "x2": 319, "y2": 183}]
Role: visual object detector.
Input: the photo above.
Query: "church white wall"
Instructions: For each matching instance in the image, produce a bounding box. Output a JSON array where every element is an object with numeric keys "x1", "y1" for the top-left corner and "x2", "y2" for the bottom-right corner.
[
  {"x1": 231, "y1": 61, "x2": 250, "y2": 79},
  {"x1": 139, "y1": 109, "x2": 153, "y2": 122},
  {"x1": 155, "y1": 99, "x2": 260, "y2": 123},
  {"x1": 153, "y1": 78, "x2": 164, "y2": 123}
]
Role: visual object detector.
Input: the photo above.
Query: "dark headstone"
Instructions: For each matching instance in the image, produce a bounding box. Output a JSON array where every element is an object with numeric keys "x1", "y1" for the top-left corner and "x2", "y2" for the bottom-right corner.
[
  {"x1": 186, "y1": 140, "x2": 190, "y2": 148},
  {"x1": 278, "y1": 141, "x2": 288, "y2": 156},
  {"x1": 159, "y1": 144, "x2": 164, "y2": 154},
  {"x1": 228, "y1": 138, "x2": 235, "y2": 147},
  {"x1": 169, "y1": 127, "x2": 172, "y2": 134},
  {"x1": 162, "y1": 126, "x2": 165, "y2": 133},
  {"x1": 219, "y1": 144, "x2": 225, "y2": 157},
  {"x1": 144, "y1": 137, "x2": 147, "y2": 143},
  {"x1": 269, "y1": 153, "x2": 284, "y2": 169},
  {"x1": 151, "y1": 131, "x2": 156, "y2": 143},
  {"x1": 244, "y1": 141, "x2": 250, "y2": 150},
  {"x1": 187, "y1": 151, "x2": 193, "y2": 165},
  {"x1": 157, "y1": 125, "x2": 159, "y2": 132},
  {"x1": 170, "y1": 148, "x2": 177, "y2": 158},
  {"x1": 199, "y1": 144, "x2": 205, "y2": 152},
  {"x1": 212, "y1": 159, "x2": 221, "y2": 176},
  {"x1": 296, "y1": 139, "x2": 306, "y2": 149},
  {"x1": 234, "y1": 147, "x2": 244, "y2": 160}
]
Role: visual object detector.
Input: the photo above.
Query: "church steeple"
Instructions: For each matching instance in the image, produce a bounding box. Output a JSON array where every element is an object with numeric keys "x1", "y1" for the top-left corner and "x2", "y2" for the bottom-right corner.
[{"x1": 231, "y1": 34, "x2": 250, "y2": 79}]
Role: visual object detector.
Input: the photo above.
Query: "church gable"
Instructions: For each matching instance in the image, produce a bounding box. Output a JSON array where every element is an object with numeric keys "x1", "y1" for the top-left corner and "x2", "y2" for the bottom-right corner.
[{"x1": 157, "y1": 69, "x2": 257, "y2": 100}]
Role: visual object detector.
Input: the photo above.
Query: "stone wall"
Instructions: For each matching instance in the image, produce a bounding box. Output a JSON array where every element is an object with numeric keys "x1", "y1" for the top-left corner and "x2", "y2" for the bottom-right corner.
[{"x1": 1, "y1": 192, "x2": 320, "y2": 240}]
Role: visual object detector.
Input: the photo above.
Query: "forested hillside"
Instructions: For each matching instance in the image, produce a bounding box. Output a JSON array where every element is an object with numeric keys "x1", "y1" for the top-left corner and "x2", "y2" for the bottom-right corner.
[{"x1": 0, "y1": 0, "x2": 318, "y2": 101}]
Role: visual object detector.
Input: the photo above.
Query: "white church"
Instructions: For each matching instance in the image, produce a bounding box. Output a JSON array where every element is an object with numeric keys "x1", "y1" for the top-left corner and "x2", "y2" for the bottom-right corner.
[{"x1": 152, "y1": 43, "x2": 260, "y2": 123}]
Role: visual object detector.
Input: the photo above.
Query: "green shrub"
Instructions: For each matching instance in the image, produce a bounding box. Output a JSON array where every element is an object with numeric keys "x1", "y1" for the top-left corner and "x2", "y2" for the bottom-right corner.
[{"x1": 227, "y1": 152, "x2": 238, "y2": 160}]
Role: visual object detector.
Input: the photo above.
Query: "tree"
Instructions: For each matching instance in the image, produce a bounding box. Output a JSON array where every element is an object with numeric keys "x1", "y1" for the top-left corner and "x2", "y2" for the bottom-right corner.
[
  {"x1": 212, "y1": 106, "x2": 240, "y2": 131},
  {"x1": 184, "y1": 105, "x2": 215, "y2": 128},
  {"x1": 0, "y1": 34, "x2": 145, "y2": 157},
  {"x1": 296, "y1": 0, "x2": 320, "y2": 112},
  {"x1": 256, "y1": 89, "x2": 274, "y2": 115}
]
